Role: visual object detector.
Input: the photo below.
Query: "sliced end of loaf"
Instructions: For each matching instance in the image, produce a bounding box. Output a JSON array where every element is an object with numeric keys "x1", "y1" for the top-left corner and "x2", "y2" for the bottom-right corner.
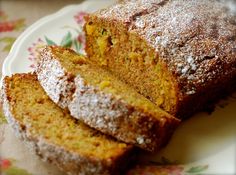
[
  {"x1": 36, "y1": 46, "x2": 180, "y2": 152},
  {"x1": 1, "y1": 73, "x2": 134, "y2": 175},
  {"x1": 84, "y1": 15, "x2": 179, "y2": 115}
]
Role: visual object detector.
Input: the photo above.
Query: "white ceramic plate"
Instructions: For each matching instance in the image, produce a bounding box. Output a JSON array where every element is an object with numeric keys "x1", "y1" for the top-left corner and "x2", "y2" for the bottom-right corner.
[{"x1": 2, "y1": 1, "x2": 236, "y2": 174}]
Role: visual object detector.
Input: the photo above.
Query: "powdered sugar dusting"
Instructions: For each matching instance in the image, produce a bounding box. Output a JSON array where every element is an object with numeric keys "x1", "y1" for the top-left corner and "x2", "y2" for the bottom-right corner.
[
  {"x1": 98, "y1": 0, "x2": 236, "y2": 96},
  {"x1": 1, "y1": 74, "x2": 129, "y2": 175},
  {"x1": 36, "y1": 47, "x2": 75, "y2": 109},
  {"x1": 99, "y1": 0, "x2": 167, "y2": 23},
  {"x1": 36, "y1": 46, "x2": 179, "y2": 151},
  {"x1": 68, "y1": 74, "x2": 165, "y2": 151}
]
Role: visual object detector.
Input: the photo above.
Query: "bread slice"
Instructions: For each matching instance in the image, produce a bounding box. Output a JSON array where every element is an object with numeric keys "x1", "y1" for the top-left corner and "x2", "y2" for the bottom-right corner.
[
  {"x1": 1, "y1": 73, "x2": 134, "y2": 175},
  {"x1": 84, "y1": 0, "x2": 236, "y2": 118},
  {"x1": 36, "y1": 46, "x2": 180, "y2": 152}
]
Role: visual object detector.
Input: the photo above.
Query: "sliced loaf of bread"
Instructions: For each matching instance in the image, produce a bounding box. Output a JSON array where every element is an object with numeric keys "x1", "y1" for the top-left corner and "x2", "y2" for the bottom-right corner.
[
  {"x1": 36, "y1": 46, "x2": 180, "y2": 151},
  {"x1": 85, "y1": 0, "x2": 236, "y2": 118},
  {"x1": 1, "y1": 73, "x2": 134, "y2": 175}
]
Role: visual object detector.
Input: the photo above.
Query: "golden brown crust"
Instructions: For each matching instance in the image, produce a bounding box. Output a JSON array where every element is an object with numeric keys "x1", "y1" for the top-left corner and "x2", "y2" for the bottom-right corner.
[
  {"x1": 36, "y1": 46, "x2": 180, "y2": 151},
  {"x1": 85, "y1": 0, "x2": 236, "y2": 118},
  {"x1": 1, "y1": 73, "x2": 135, "y2": 175}
]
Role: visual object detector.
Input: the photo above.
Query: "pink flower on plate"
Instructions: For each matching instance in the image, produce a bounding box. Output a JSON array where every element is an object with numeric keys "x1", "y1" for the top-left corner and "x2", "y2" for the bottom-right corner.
[
  {"x1": 1, "y1": 159, "x2": 11, "y2": 169},
  {"x1": 28, "y1": 38, "x2": 46, "y2": 67},
  {"x1": 74, "y1": 11, "x2": 88, "y2": 25},
  {"x1": 0, "y1": 19, "x2": 25, "y2": 33}
]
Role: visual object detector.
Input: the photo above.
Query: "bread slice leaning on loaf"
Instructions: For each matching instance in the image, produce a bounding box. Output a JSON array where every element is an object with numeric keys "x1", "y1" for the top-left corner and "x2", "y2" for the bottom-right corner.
[
  {"x1": 85, "y1": 0, "x2": 236, "y2": 118},
  {"x1": 36, "y1": 46, "x2": 180, "y2": 152},
  {"x1": 1, "y1": 73, "x2": 134, "y2": 175}
]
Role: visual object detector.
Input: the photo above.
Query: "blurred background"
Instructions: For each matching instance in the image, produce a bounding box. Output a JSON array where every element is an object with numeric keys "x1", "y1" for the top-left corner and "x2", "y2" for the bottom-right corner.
[{"x1": 0, "y1": 0, "x2": 84, "y2": 76}]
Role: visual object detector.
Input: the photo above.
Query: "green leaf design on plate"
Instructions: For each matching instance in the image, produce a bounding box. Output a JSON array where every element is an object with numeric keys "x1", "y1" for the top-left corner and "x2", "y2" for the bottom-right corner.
[
  {"x1": 186, "y1": 165, "x2": 209, "y2": 173},
  {"x1": 74, "y1": 39, "x2": 79, "y2": 53},
  {"x1": 45, "y1": 36, "x2": 57, "y2": 46},
  {"x1": 4, "y1": 166, "x2": 32, "y2": 175},
  {"x1": 60, "y1": 31, "x2": 72, "y2": 48},
  {"x1": 0, "y1": 37, "x2": 16, "y2": 52}
]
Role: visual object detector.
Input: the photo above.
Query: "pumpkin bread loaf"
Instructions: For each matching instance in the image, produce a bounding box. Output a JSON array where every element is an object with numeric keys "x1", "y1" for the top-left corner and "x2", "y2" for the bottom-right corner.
[
  {"x1": 36, "y1": 46, "x2": 180, "y2": 152},
  {"x1": 1, "y1": 73, "x2": 134, "y2": 175},
  {"x1": 85, "y1": 0, "x2": 236, "y2": 118}
]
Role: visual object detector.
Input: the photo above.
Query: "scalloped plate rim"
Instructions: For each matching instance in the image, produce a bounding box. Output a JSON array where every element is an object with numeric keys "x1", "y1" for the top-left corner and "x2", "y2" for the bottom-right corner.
[{"x1": 2, "y1": 1, "x2": 106, "y2": 76}]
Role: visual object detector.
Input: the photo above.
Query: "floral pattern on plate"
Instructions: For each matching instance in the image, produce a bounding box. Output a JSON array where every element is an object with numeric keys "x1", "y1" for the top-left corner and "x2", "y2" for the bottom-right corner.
[
  {"x1": 2, "y1": 1, "x2": 236, "y2": 174},
  {"x1": 0, "y1": 10, "x2": 26, "y2": 52},
  {"x1": 1, "y1": 158, "x2": 32, "y2": 175},
  {"x1": 27, "y1": 11, "x2": 87, "y2": 68}
]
